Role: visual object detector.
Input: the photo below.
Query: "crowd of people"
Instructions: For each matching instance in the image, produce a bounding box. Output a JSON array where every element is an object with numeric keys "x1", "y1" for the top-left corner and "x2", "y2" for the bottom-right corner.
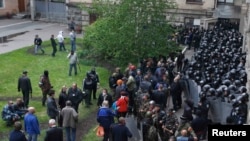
[
  {"x1": 2, "y1": 19, "x2": 249, "y2": 141},
  {"x1": 95, "y1": 19, "x2": 249, "y2": 141}
]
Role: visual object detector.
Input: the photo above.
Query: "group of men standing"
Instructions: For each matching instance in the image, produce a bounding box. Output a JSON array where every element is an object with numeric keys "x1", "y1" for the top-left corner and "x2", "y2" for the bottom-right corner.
[{"x1": 34, "y1": 29, "x2": 76, "y2": 56}]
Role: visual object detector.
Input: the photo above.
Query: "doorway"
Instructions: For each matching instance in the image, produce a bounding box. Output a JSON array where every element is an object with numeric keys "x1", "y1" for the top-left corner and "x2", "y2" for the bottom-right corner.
[{"x1": 18, "y1": 0, "x2": 26, "y2": 12}]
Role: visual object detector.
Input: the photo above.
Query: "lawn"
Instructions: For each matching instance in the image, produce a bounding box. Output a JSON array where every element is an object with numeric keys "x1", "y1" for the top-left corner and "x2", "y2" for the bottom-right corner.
[{"x1": 0, "y1": 38, "x2": 110, "y2": 141}]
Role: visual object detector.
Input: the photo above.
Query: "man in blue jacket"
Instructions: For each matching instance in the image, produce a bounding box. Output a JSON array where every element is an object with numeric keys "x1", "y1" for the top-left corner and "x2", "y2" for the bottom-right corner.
[
  {"x1": 24, "y1": 107, "x2": 40, "y2": 141},
  {"x1": 97, "y1": 100, "x2": 116, "y2": 141}
]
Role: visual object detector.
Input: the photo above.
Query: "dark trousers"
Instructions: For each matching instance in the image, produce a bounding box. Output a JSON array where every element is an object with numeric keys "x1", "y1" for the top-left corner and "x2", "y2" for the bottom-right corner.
[
  {"x1": 72, "y1": 103, "x2": 79, "y2": 113},
  {"x1": 59, "y1": 42, "x2": 66, "y2": 51},
  {"x1": 42, "y1": 90, "x2": 49, "y2": 106},
  {"x1": 172, "y1": 93, "x2": 182, "y2": 110},
  {"x1": 103, "y1": 127, "x2": 110, "y2": 141},
  {"x1": 177, "y1": 62, "x2": 183, "y2": 72},
  {"x1": 58, "y1": 114, "x2": 63, "y2": 127},
  {"x1": 85, "y1": 89, "x2": 93, "y2": 106},
  {"x1": 22, "y1": 90, "x2": 29, "y2": 108},
  {"x1": 52, "y1": 46, "x2": 57, "y2": 56},
  {"x1": 92, "y1": 84, "x2": 97, "y2": 99},
  {"x1": 117, "y1": 111, "x2": 127, "y2": 119}
]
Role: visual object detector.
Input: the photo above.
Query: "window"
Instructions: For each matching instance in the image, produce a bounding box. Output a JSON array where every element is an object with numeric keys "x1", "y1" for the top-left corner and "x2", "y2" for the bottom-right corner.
[
  {"x1": 51, "y1": 0, "x2": 65, "y2": 2},
  {"x1": 0, "y1": 0, "x2": 4, "y2": 8},
  {"x1": 218, "y1": 0, "x2": 234, "y2": 3},
  {"x1": 186, "y1": 0, "x2": 202, "y2": 3},
  {"x1": 184, "y1": 17, "x2": 194, "y2": 27}
]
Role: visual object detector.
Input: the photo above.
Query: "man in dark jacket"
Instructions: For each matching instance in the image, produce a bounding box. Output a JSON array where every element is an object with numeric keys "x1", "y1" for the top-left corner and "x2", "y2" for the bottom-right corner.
[
  {"x1": 9, "y1": 121, "x2": 27, "y2": 141},
  {"x1": 50, "y1": 34, "x2": 57, "y2": 57},
  {"x1": 46, "y1": 89, "x2": 59, "y2": 120},
  {"x1": 34, "y1": 34, "x2": 44, "y2": 54},
  {"x1": 110, "y1": 117, "x2": 132, "y2": 141},
  {"x1": 170, "y1": 74, "x2": 182, "y2": 111},
  {"x1": 68, "y1": 83, "x2": 84, "y2": 113},
  {"x1": 18, "y1": 70, "x2": 32, "y2": 108},
  {"x1": 89, "y1": 67, "x2": 100, "y2": 100},
  {"x1": 97, "y1": 100, "x2": 116, "y2": 141},
  {"x1": 44, "y1": 119, "x2": 63, "y2": 141}
]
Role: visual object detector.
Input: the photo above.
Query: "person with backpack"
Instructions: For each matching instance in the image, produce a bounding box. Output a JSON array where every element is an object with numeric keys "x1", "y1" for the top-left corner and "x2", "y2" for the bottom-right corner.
[
  {"x1": 39, "y1": 70, "x2": 52, "y2": 106},
  {"x1": 89, "y1": 67, "x2": 100, "y2": 100},
  {"x1": 34, "y1": 34, "x2": 44, "y2": 54}
]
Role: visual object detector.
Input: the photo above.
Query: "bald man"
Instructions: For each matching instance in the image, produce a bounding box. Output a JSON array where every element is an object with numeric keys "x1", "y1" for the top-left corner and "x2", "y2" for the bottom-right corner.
[{"x1": 44, "y1": 119, "x2": 63, "y2": 141}]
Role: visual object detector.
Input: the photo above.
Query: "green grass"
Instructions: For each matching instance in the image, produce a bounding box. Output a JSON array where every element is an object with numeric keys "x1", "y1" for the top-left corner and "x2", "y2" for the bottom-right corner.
[{"x1": 0, "y1": 38, "x2": 110, "y2": 140}]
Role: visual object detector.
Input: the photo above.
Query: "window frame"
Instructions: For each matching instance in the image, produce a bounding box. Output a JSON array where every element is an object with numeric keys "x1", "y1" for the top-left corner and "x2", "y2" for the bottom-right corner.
[
  {"x1": 51, "y1": 0, "x2": 65, "y2": 3},
  {"x1": 186, "y1": 0, "x2": 203, "y2": 4},
  {"x1": 0, "y1": 0, "x2": 5, "y2": 9},
  {"x1": 218, "y1": 0, "x2": 234, "y2": 4}
]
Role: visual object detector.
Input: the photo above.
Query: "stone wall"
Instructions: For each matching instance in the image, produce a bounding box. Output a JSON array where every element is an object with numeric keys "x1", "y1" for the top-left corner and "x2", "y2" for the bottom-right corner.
[{"x1": 67, "y1": 3, "x2": 90, "y2": 33}]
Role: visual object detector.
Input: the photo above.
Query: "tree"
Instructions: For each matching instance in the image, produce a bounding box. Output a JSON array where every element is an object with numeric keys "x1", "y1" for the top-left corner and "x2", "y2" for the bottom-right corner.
[{"x1": 82, "y1": 0, "x2": 181, "y2": 66}]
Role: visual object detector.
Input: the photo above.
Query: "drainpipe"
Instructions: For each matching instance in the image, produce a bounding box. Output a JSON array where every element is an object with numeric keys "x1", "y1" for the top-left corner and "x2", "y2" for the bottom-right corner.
[
  {"x1": 30, "y1": 0, "x2": 35, "y2": 21},
  {"x1": 45, "y1": 0, "x2": 49, "y2": 21}
]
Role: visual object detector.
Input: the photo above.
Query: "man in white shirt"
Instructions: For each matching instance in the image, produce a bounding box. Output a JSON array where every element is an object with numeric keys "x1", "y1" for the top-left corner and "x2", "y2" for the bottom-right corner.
[
  {"x1": 57, "y1": 31, "x2": 66, "y2": 51},
  {"x1": 67, "y1": 50, "x2": 78, "y2": 76}
]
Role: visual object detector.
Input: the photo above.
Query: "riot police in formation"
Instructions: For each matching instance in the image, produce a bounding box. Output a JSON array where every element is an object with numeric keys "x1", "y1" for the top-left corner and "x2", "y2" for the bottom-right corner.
[
  {"x1": 182, "y1": 19, "x2": 248, "y2": 126},
  {"x1": 108, "y1": 19, "x2": 248, "y2": 141}
]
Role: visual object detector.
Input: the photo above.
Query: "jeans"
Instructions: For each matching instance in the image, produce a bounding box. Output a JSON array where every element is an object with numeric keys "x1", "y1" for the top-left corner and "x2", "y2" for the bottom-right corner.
[
  {"x1": 69, "y1": 63, "x2": 77, "y2": 76},
  {"x1": 71, "y1": 40, "x2": 76, "y2": 51},
  {"x1": 35, "y1": 45, "x2": 44, "y2": 54},
  {"x1": 28, "y1": 134, "x2": 38, "y2": 141},
  {"x1": 65, "y1": 127, "x2": 76, "y2": 141}
]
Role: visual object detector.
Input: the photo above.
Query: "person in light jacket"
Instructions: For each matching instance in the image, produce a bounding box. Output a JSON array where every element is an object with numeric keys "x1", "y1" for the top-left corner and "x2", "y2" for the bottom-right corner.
[{"x1": 60, "y1": 100, "x2": 78, "y2": 141}]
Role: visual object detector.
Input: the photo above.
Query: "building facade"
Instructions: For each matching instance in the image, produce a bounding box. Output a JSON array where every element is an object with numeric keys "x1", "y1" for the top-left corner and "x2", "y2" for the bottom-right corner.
[{"x1": 0, "y1": 0, "x2": 28, "y2": 18}]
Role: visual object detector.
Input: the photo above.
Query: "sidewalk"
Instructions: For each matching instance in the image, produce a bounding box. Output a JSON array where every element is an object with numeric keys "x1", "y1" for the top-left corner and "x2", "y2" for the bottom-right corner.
[{"x1": 0, "y1": 19, "x2": 82, "y2": 54}]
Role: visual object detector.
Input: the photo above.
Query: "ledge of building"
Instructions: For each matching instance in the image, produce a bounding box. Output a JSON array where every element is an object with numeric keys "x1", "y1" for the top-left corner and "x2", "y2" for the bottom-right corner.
[{"x1": 66, "y1": 2, "x2": 92, "y2": 8}]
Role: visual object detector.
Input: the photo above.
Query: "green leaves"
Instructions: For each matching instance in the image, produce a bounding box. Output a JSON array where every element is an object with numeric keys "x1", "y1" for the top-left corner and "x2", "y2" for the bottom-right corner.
[{"x1": 81, "y1": 0, "x2": 181, "y2": 66}]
